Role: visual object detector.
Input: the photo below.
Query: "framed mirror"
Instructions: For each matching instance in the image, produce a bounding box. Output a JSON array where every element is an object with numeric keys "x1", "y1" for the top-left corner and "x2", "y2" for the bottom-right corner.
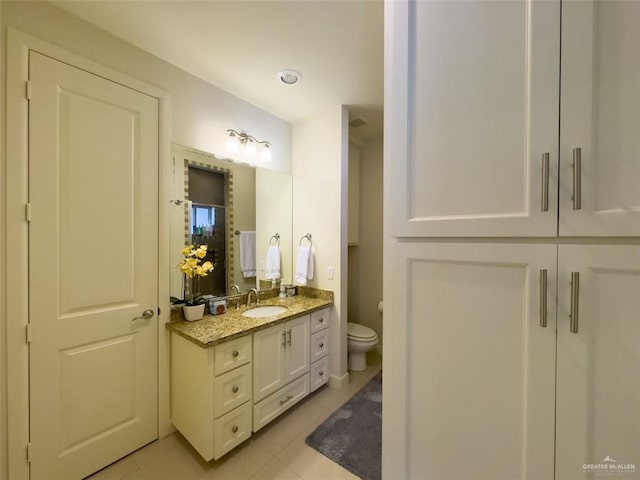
[{"x1": 170, "y1": 144, "x2": 292, "y2": 300}]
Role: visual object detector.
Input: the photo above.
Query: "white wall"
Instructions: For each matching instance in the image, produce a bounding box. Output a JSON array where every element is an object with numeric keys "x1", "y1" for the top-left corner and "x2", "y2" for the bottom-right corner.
[{"x1": 292, "y1": 105, "x2": 349, "y2": 386}]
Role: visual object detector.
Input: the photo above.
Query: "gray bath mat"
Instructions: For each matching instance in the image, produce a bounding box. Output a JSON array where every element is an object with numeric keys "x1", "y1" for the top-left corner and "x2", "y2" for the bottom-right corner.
[{"x1": 305, "y1": 371, "x2": 382, "y2": 480}]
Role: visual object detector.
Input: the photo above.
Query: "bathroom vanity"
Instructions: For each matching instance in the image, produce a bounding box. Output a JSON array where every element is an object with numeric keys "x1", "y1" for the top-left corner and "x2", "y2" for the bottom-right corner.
[{"x1": 167, "y1": 290, "x2": 332, "y2": 461}]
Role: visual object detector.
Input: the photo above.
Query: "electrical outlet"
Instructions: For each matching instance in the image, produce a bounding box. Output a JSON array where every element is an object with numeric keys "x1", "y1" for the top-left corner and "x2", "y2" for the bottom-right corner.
[{"x1": 327, "y1": 266, "x2": 334, "y2": 280}]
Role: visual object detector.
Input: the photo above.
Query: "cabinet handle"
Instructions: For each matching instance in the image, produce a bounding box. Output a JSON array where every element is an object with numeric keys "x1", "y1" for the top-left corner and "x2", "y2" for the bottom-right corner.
[
  {"x1": 232, "y1": 385, "x2": 239, "y2": 393},
  {"x1": 282, "y1": 331, "x2": 286, "y2": 348},
  {"x1": 232, "y1": 425, "x2": 238, "y2": 433},
  {"x1": 279, "y1": 394, "x2": 294, "y2": 406},
  {"x1": 287, "y1": 329, "x2": 292, "y2": 347},
  {"x1": 570, "y1": 272, "x2": 580, "y2": 334},
  {"x1": 319, "y1": 343, "x2": 324, "y2": 349},
  {"x1": 232, "y1": 350, "x2": 239, "y2": 358},
  {"x1": 572, "y1": 148, "x2": 582, "y2": 210},
  {"x1": 319, "y1": 317, "x2": 324, "y2": 323},
  {"x1": 319, "y1": 371, "x2": 324, "y2": 377},
  {"x1": 539, "y1": 269, "x2": 548, "y2": 328},
  {"x1": 541, "y1": 152, "x2": 549, "y2": 212}
]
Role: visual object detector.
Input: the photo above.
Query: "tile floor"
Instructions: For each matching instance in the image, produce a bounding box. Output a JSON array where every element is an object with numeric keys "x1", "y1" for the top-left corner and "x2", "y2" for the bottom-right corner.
[{"x1": 87, "y1": 353, "x2": 382, "y2": 480}]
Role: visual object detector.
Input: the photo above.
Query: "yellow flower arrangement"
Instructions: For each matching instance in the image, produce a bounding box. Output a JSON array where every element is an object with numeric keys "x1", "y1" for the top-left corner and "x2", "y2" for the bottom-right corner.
[{"x1": 177, "y1": 244, "x2": 214, "y2": 305}]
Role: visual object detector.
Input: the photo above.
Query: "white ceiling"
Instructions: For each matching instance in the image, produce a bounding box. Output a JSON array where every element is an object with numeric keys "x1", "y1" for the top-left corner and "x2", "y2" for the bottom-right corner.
[{"x1": 52, "y1": 0, "x2": 384, "y2": 143}]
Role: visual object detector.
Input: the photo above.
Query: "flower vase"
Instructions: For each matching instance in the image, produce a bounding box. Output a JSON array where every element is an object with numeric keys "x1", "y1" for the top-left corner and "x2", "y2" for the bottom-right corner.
[{"x1": 183, "y1": 304, "x2": 205, "y2": 321}]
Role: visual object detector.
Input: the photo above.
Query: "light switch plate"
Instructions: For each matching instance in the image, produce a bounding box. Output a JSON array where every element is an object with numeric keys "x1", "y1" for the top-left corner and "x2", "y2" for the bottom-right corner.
[{"x1": 327, "y1": 266, "x2": 334, "y2": 280}]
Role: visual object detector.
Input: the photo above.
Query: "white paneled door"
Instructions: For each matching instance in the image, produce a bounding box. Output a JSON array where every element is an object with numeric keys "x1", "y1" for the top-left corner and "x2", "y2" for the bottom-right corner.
[
  {"x1": 386, "y1": 0, "x2": 560, "y2": 237},
  {"x1": 560, "y1": 1, "x2": 640, "y2": 236},
  {"x1": 384, "y1": 242, "x2": 557, "y2": 479},
  {"x1": 28, "y1": 52, "x2": 159, "y2": 479},
  {"x1": 556, "y1": 245, "x2": 640, "y2": 479}
]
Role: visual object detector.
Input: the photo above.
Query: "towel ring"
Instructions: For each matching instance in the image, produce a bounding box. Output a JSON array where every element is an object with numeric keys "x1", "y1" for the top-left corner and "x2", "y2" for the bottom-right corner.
[
  {"x1": 269, "y1": 233, "x2": 280, "y2": 246},
  {"x1": 299, "y1": 233, "x2": 312, "y2": 246}
]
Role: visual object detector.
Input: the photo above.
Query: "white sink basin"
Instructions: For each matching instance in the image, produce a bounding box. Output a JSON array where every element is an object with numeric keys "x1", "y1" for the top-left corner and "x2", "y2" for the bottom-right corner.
[{"x1": 242, "y1": 305, "x2": 288, "y2": 318}]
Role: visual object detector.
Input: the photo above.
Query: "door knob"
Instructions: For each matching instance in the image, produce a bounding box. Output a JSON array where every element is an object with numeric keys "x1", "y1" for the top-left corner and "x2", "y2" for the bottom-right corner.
[{"x1": 132, "y1": 309, "x2": 154, "y2": 322}]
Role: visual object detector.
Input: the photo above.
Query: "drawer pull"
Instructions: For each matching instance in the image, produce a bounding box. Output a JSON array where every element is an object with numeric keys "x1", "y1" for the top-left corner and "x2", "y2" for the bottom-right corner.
[
  {"x1": 232, "y1": 385, "x2": 239, "y2": 393},
  {"x1": 319, "y1": 343, "x2": 324, "y2": 348},
  {"x1": 287, "y1": 329, "x2": 292, "y2": 346},
  {"x1": 319, "y1": 371, "x2": 324, "y2": 377},
  {"x1": 232, "y1": 350, "x2": 239, "y2": 358},
  {"x1": 319, "y1": 317, "x2": 324, "y2": 323},
  {"x1": 232, "y1": 425, "x2": 238, "y2": 433},
  {"x1": 279, "y1": 394, "x2": 294, "y2": 406}
]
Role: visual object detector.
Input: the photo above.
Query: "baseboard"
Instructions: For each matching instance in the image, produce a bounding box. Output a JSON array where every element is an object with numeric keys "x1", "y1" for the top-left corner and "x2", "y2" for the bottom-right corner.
[{"x1": 329, "y1": 371, "x2": 349, "y2": 390}]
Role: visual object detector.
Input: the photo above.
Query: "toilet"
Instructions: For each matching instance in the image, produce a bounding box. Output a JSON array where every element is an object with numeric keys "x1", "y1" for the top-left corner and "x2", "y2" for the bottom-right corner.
[{"x1": 347, "y1": 322, "x2": 378, "y2": 371}]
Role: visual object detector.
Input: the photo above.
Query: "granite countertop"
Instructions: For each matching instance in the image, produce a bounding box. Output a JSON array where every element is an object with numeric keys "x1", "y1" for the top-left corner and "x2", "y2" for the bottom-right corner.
[{"x1": 167, "y1": 289, "x2": 333, "y2": 348}]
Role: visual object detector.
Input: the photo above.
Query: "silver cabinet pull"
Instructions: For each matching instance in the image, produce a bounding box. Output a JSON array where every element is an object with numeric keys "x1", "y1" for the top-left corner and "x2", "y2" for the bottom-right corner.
[
  {"x1": 572, "y1": 148, "x2": 582, "y2": 210},
  {"x1": 232, "y1": 350, "x2": 239, "y2": 358},
  {"x1": 279, "y1": 394, "x2": 294, "y2": 406},
  {"x1": 541, "y1": 152, "x2": 550, "y2": 212},
  {"x1": 570, "y1": 272, "x2": 580, "y2": 334},
  {"x1": 132, "y1": 309, "x2": 154, "y2": 322},
  {"x1": 287, "y1": 329, "x2": 292, "y2": 346},
  {"x1": 282, "y1": 331, "x2": 286, "y2": 348},
  {"x1": 231, "y1": 425, "x2": 238, "y2": 433},
  {"x1": 539, "y1": 269, "x2": 548, "y2": 328},
  {"x1": 232, "y1": 385, "x2": 239, "y2": 393}
]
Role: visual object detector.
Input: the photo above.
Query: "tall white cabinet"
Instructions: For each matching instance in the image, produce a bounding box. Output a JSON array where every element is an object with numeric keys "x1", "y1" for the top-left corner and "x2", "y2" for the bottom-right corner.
[{"x1": 384, "y1": 1, "x2": 640, "y2": 479}]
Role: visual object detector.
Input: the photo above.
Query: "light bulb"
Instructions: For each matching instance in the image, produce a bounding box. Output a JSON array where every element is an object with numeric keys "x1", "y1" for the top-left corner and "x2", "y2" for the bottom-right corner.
[
  {"x1": 244, "y1": 139, "x2": 257, "y2": 157},
  {"x1": 261, "y1": 145, "x2": 272, "y2": 162},
  {"x1": 226, "y1": 133, "x2": 240, "y2": 152}
]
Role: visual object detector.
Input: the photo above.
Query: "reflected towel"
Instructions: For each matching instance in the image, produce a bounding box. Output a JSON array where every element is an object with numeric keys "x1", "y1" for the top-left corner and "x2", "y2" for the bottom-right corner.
[
  {"x1": 265, "y1": 245, "x2": 281, "y2": 280},
  {"x1": 239, "y1": 231, "x2": 256, "y2": 278},
  {"x1": 295, "y1": 245, "x2": 314, "y2": 285}
]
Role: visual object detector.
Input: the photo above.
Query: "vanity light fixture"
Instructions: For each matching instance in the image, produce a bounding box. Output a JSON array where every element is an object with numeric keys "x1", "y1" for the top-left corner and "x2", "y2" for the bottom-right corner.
[{"x1": 226, "y1": 129, "x2": 272, "y2": 162}]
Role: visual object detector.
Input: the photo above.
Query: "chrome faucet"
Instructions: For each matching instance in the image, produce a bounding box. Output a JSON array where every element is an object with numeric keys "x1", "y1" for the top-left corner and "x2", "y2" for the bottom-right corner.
[
  {"x1": 230, "y1": 284, "x2": 240, "y2": 295},
  {"x1": 247, "y1": 288, "x2": 259, "y2": 307}
]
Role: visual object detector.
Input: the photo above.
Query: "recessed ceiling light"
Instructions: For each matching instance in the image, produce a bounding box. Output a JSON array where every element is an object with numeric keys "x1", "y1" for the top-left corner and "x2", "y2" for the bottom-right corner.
[{"x1": 278, "y1": 69, "x2": 302, "y2": 85}]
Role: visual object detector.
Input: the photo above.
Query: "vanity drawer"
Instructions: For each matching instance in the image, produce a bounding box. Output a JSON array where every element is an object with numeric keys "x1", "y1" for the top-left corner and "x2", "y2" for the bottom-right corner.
[
  {"x1": 310, "y1": 329, "x2": 329, "y2": 363},
  {"x1": 310, "y1": 356, "x2": 330, "y2": 393},
  {"x1": 253, "y1": 374, "x2": 309, "y2": 432},
  {"x1": 214, "y1": 363, "x2": 252, "y2": 418},
  {"x1": 214, "y1": 335, "x2": 252, "y2": 376},
  {"x1": 310, "y1": 308, "x2": 329, "y2": 334},
  {"x1": 213, "y1": 401, "x2": 252, "y2": 460}
]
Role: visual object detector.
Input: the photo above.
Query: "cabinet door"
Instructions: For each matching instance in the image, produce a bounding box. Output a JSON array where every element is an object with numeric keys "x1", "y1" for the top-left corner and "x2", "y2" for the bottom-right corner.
[
  {"x1": 386, "y1": 0, "x2": 559, "y2": 237},
  {"x1": 560, "y1": 1, "x2": 640, "y2": 236},
  {"x1": 253, "y1": 323, "x2": 285, "y2": 402},
  {"x1": 382, "y1": 242, "x2": 557, "y2": 480},
  {"x1": 556, "y1": 245, "x2": 640, "y2": 479},
  {"x1": 284, "y1": 315, "x2": 310, "y2": 383}
]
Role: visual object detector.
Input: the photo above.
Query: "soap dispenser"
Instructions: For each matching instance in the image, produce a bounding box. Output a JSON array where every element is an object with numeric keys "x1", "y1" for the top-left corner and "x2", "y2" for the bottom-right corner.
[{"x1": 279, "y1": 283, "x2": 287, "y2": 299}]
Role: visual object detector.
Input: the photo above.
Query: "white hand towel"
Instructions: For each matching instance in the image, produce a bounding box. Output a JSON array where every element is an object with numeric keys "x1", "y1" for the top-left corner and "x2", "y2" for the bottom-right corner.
[
  {"x1": 239, "y1": 231, "x2": 256, "y2": 278},
  {"x1": 295, "y1": 246, "x2": 314, "y2": 285},
  {"x1": 265, "y1": 245, "x2": 281, "y2": 280}
]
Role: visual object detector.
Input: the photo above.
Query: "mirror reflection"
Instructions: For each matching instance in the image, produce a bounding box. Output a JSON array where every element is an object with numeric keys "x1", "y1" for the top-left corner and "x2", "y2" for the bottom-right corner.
[{"x1": 170, "y1": 144, "x2": 292, "y2": 301}]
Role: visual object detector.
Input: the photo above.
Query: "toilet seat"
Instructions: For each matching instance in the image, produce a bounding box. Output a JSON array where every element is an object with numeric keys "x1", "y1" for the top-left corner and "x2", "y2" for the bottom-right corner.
[{"x1": 347, "y1": 322, "x2": 377, "y2": 341}]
